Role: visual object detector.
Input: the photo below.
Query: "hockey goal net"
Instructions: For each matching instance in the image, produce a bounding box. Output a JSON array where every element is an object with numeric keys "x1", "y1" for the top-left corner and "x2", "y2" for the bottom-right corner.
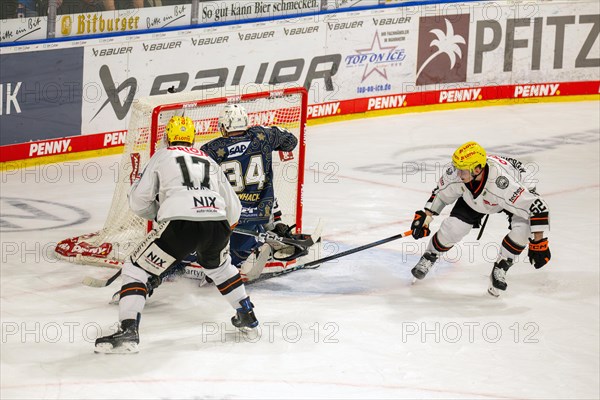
[{"x1": 55, "y1": 86, "x2": 307, "y2": 268}]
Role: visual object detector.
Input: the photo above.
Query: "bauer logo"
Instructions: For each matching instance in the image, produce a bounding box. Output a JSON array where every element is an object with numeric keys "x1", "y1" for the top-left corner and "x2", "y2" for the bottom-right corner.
[
  {"x1": 190, "y1": 36, "x2": 229, "y2": 46},
  {"x1": 91, "y1": 46, "x2": 132, "y2": 57},
  {"x1": 142, "y1": 41, "x2": 182, "y2": 52},
  {"x1": 93, "y1": 56, "x2": 341, "y2": 121},
  {"x1": 283, "y1": 26, "x2": 319, "y2": 36},
  {"x1": 237, "y1": 31, "x2": 275, "y2": 41},
  {"x1": 92, "y1": 65, "x2": 137, "y2": 121},
  {"x1": 372, "y1": 17, "x2": 412, "y2": 26},
  {"x1": 326, "y1": 20, "x2": 363, "y2": 31},
  {"x1": 416, "y1": 15, "x2": 469, "y2": 86},
  {"x1": 227, "y1": 141, "x2": 250, "y2": 158}
]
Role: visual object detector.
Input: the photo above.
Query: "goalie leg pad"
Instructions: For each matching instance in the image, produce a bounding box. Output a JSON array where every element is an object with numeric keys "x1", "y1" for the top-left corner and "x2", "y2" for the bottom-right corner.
[{"x1": 240, "y1": 244, "x2": 272, "y2": 282}]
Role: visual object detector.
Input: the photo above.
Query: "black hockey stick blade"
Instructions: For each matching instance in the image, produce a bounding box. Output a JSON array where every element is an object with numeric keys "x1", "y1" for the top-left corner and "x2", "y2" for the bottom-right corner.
[
  {"x1": 248, "y1": 229, "x2": 413, "y2": 284},
  {"x1": 82, "y1": 269, "x2": 122, "y2": 288}
]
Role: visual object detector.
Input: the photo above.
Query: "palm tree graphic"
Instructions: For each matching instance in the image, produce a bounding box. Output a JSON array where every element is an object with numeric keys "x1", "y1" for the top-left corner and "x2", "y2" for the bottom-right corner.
[{"x1": 417, "y1": 18, "x2": 466, "y2": 79}]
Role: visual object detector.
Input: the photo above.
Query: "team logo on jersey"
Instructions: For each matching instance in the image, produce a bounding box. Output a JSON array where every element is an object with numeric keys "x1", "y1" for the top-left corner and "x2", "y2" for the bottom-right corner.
[
  {"x1": 227, "y1": 141, "x2": 251, "y2": 158},
  {"x1": 193, "y1": 196, "x2": 217, "y2": 209},
  {"x1": 496, "y1": 176, "x2": 509, "y2": 189},
  {"x1": 446, "y1": 167, "x2": 454, "y2": 175}
]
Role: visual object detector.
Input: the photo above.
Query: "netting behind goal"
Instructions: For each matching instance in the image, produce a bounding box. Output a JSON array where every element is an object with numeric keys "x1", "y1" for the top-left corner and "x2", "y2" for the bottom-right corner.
[{"x1": 56, "y1": 86, "x2": 307, "y2": 268}]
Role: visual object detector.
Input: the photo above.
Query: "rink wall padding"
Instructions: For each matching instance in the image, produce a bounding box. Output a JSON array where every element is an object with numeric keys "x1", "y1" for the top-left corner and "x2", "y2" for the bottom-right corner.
[
  {"x1": 0, "y1": 47, "x2": 84, "y2": 146},
  {"x1": 0, "y1": 0, "x2": 599, "y2": 168}
]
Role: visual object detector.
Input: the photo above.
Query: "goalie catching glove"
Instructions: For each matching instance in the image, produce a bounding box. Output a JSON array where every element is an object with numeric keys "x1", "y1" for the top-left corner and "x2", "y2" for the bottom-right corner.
[
  {"x1": 411, "y1": 210, "x2": 431, "y2": 239},
  {"x1": 270, "y1": 222, "x2": 295, "y2": 239},
  {"x1": 528, "y1": 237, "x2": 551, "y2": 269},
  {"x1": 267, "y1": 223, "x2": 310, "y2": 262}
]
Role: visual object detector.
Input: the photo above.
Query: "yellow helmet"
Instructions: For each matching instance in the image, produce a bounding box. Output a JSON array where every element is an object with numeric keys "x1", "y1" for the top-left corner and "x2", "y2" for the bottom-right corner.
[
  {"x1": 452, "y1": 141, "x2": 487, "y2": 172},
  {"x1": 166, "y1": 116, "x2": 195, "y2": 145}
]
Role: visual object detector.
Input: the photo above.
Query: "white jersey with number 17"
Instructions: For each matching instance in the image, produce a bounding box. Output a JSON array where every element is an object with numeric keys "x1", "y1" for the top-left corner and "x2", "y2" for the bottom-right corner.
[{"x1": 128, "y1": 146, "x2": 241, "y2": 227}]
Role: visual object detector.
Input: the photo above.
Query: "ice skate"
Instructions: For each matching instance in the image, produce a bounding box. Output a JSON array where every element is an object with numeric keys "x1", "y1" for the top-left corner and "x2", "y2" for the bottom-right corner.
[
  {"x1": 95, "y1": 319, "x2": 139, "y2": 354},
  {"x1": 231, "y1": 297, "x2": 259, "y2": 333},
  {"x1": 411, "y1": 252, "x2": 438, "y2": 280},
  {"x1": 488, "y1": 258, "x2": 513, "y2": 297}
]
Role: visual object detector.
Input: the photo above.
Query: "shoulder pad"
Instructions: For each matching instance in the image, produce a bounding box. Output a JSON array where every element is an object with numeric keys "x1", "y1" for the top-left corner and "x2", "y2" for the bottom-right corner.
[{"x1": 438, "y1": 164, "x2": 460, "y2": 187}]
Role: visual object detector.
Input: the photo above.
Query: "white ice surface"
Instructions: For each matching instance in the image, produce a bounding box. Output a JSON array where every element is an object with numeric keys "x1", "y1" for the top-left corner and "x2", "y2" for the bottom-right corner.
[{"x1": 1, "y1": 101, "x2": 599, "y2": 399}]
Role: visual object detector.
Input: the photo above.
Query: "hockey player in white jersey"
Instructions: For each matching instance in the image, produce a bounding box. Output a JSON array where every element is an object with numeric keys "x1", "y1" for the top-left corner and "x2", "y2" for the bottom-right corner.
[
  {"x1": 95, "y1": 116, "x2": 257, "y2": 354},
  {"x1": 409, "y1": 141, "x2": 551, "y2": 296}
]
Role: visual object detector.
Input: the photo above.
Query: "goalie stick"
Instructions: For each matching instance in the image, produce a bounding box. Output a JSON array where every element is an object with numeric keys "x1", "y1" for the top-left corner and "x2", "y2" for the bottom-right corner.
[
  {"x1": 239, "y1": 220, "x2": 323, "y2": 281},
  {"x1": 82, "y1": 269, "x2": 122, "y2": 288},
  {"x1": 248, "y1": 229, "x2": 413, "y2": 284},
  {"x1": 234, "y1": 227, "x2": 315, "y2": 248},
  {"x1": 234, "y1": 227, "x2": 314, "y2": 261},
  {"x1": 81, "y1": 228, "x2": 315, "y2": 288},
  {"x1": 84, "y1": 227, "x2": 402, "y2": 288}
]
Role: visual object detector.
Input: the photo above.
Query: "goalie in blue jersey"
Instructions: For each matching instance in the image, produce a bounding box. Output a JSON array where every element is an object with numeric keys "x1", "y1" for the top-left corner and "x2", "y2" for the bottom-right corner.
[
  {"x1": 199, "y1": 104, "x2": 302, "y2": 279},
  {"x1": 152, "y1": 103, "x2": 311, "y2": 286}
]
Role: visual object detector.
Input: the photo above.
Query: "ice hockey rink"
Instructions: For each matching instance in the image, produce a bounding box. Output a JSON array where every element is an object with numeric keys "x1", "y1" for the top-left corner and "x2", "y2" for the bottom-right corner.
[{"x1": 1, "y1": 100, "x2": 599, "y2": 399}]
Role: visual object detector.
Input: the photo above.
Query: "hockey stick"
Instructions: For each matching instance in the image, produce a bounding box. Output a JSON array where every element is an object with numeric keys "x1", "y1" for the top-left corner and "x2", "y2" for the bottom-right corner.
[
  {"x1": 234, "y1": 227, "x2": 314, "y2": 262},
  {"x1": 82, "y1": 269, "x2": 122, "y2": 288},
  {"x1": 81, "y1": 227, "x2": 313, "y2": 288},
  {"x1": 476, "y1": 214, "x2": 490, "y2": 240},
  {"x1": 248, "y1": 230, "x2": 413, "y2": 284},
  {"x1": 234, "y1": 227, "x2": 314, "y2": 249}
]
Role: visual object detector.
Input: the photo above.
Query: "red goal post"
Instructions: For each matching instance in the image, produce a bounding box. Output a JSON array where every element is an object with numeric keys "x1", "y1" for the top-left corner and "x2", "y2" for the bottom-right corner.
[{"x1": 55, "y1": 86, "x2": 308, "y2": 268}]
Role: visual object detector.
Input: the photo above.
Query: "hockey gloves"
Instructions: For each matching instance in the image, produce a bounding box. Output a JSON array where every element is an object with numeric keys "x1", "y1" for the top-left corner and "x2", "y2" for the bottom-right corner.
[
  {"x1": 411, "y1": 210, "x2": 431, "y2": 239},
  {"x1": 271, "y1": 223, "x2": 293, "y2": 238},
  {"x1": 528, "y1": 238, "x2": 551, "y2": 268}
]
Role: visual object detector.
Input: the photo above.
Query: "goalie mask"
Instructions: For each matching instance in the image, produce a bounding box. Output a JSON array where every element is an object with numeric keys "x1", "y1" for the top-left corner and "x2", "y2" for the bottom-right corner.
[
  {"x1": 218, "y1": 104, "x2": 249, "y2": 137},
  {"x1": 166, "y1": 116, "x2": 195, "y2": 145},
  {"x1": 452, "y1": 141, "x2": 487, "y2": 173}
]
